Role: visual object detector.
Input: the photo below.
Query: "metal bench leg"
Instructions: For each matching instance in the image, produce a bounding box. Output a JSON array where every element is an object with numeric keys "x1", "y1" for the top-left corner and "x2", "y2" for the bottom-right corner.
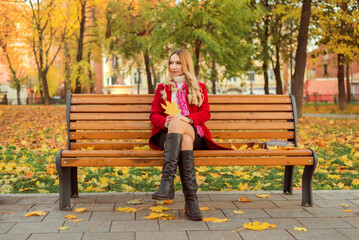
[
  {"x1": 283, "y1": 165, "x2": 294, "y2": 194},
  {"x1": 56, "y1": 151, "x2": 72, "y2": 210},
  {"x1": 71, "y1": 167, "x2": 79, "y2": 198},
  {"x1": 302, "y1": 149, "x2": 318, "y2": 207}
]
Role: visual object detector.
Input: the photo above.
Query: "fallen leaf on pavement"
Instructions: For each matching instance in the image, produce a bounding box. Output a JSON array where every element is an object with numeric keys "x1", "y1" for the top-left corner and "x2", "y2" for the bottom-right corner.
[
  {"x1": 243, "y1": 221, "x2": 277, "y2": 231},
  {"x1": 59, "y1": 226, "x2": 69, "y2": 230},
  {"x1": 65, "y1": 215, "x2": 77, "y2": 219},
  {"x1": 24, "y1": 211, "x2": 47, "y2": 217},
  {"x1": 293, "y1": 226, "x2": 308, "y2": 232},
  {"x1": 233, "y1": 210, "x2": 245, "y2": 214},
  {"x1": 73, "y1": 208, "x2": 87, "y2": 213},
  {"x1": 116, "y1": 207, "x2": 138, "y2": 213},
  {"x1": 238, "y1": 195, "x2": 252, "y2": 202},
  {"x1": 256, "y1": 194, "x2": 270, "y2": 198},
  {"x1": 150, "y1": 206, "x2": 170, "y2": 213},
  {"x1": 126, "y1": 199, "x2": 143, "y2": 205},
  {"x1": 203, "y1": 217, "x2": 229, "y2": 223}
]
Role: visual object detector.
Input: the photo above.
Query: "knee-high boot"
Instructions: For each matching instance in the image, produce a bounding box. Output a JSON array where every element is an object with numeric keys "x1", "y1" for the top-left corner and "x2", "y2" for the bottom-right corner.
[
  {"x1": 152, "y1": 133, "x2": 182, "y2": 200},
  {"x1": 178, "y1": 150, "x2": 203, "y2": 221}
]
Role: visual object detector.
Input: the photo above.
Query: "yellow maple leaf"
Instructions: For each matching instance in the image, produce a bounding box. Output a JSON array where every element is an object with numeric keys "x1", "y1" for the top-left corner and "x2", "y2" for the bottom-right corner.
[
  {"x1": 203, "y1": 217, "x2": 229, "y2": 223},
  {"x1": 59, "y1": 226, "x2": 69, "y2": 230},
  {"x1": 64, "y1": 215, "x2": 77, "y2": 219},
  {"x1": 24, "y1": 211, "x2": 47, "y2": 217},
  {"x1": 243, "y1": 221, "x2": 277, "y2": 231},
  {"x1": 238, "y1": 195, "x2": 252, "y2": 202},
  {"x1": 150, "y1": 206, "x2": 170, "y2": 213},
  {"x1": 116, "y1": 207, "x2": 138, "y2": 213},
  {"x1": 233, "y1": 210, "x2": 245, "y2": 214},
  {"x1": 256, "y1": 194, "x2": 270, "y2": 198},
  {"x1": 293, "y1": 226, "x2": 308, "y2": 232},
  {"x1": 73, "y1": 208, "x2": 88, "y2": 213},
  {"x1": 161, "y1": 101, "x2": 181, "y2": 116}
]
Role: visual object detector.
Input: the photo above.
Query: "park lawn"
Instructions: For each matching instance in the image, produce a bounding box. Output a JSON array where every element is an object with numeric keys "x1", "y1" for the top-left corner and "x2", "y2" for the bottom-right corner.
[
  {"x1": 0, "y1": 105, "x2": 358, "y2": 194},
  {"x1": 302, "y1": 103, "x2": 359, "y2": 114}
]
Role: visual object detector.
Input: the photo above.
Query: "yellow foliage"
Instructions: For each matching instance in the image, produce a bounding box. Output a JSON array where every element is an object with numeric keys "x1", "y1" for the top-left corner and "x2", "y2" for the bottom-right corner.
[{"x1": 150, "y1": 206, "x2": 170, "y2": 213}]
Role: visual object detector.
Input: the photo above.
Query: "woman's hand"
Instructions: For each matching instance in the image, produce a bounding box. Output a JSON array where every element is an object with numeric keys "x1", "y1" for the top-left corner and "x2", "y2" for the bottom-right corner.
[
  {"x1": 172, "y1": 115, "x2": 191, "y2": 124},
  {"x1": 165, "y1": 115, "x2": 174, "y2": 126}
]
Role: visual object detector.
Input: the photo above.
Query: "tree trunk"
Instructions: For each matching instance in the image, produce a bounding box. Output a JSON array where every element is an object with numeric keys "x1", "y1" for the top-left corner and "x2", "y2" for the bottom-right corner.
[
  {"x1": 274, "y1": 45, "x2": 283, "y2": 94},
  {"x1": 151, "y1": 66, "x2": 159, "y2": 89},
  {"x1": 75, "y1": 0, "x2": 87, "y2": 94},
  {"x1": 263, "y1": 63, "x2": 269, "y2": 94},
  {"x1": 211, "y1": 59, "x2": 217, "y2": 94},
  {"x1": 291, "y1": 0, "x2": 312, "y2": 118},
  {"x1": 16, "y1": 85, "x2": 21, "y2": 105},
  {"x1": 346, "y1": 63, "x2": 351, "y2": 103},
  {"x1": 64, "y1": 41, "x2": 71, "y2": 96},
  {"x1": 337, "y1": 54, "x2": 347, "y2": 109},
  {"x1": 41, "y1": 69, "x2": 50, "y2": 105},
  {"x1": 194, "y1": 39, "x2": 201, "y2": 79},
  {"x1": 144, "y1": 51, "x2": 154, "y2": 94}
]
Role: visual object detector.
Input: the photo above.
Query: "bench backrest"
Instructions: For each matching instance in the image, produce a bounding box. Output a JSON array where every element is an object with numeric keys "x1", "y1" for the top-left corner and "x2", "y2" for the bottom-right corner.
[{"x1": 67, "y1": 94, "x2": 297, "y2": 150}]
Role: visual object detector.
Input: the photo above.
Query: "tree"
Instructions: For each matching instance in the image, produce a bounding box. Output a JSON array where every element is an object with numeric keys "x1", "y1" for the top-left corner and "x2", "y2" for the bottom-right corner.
[
  {"x1": 311, "y1": 0, "x2": 359, "y2": 109},
  {"x1": 291, "y1": 0, "x2": 312, "y2": 117},
  {"x1": 0, "y1": 1, "x2": 29, "y2": 105},
  {"x1": 26, "y1": 0, "x2": 70, "y2": 105}
]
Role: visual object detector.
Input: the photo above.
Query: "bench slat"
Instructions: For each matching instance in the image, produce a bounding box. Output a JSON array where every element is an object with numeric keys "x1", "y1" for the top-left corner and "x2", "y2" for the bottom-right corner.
[
  {"x1": 70, "y1": 121, "x2": 294, "y2": 130},
  {"x1": 70, "y1": 104, "x2": 293, "y2": 113},
  {"x1": 61, "y1": 156, "x2": 313, "y2": 167},
  {"x1": 70, "y1": 112, "x2": 294, "y2": 121},
  {"x1": 61, "y1": 149, "x2": 313, "y2": 157},
  {"x1": 69, "y1": 131, "x2": 294, "y2": 140}
]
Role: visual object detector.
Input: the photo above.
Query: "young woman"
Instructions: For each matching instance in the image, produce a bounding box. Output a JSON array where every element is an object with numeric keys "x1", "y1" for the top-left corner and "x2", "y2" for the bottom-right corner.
[{"x1": 149, "y1": 49, "x2": 230, "y2": 221}]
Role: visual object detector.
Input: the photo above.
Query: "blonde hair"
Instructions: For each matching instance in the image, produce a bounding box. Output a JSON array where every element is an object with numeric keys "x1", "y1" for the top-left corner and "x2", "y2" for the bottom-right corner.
[{"x1": 160, "y1": 49, "x2": 204, "y2": 106}]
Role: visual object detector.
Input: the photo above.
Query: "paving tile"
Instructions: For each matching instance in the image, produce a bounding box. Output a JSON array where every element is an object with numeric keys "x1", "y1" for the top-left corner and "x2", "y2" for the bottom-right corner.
[
  {"x1": 314, "y1": 199, "x2": 355, "y2": 208},
  {"x1": 43, "y1": 211, "x2": 92, "y2": 222},
  {"x1": 0, "y1": 233, "x2": 31, "y2": 240},
  {"x1": 279, "y1": 192, "x2": 324, "y2": 201},
  {"x1": 30, "y1": 204, "x2": 67, "y2": 212},
  {"x1": 239, "y1": 229, "x2": 295, "y2": 240},
  {"x1": 136, "y1": 209, "x2": 181, "y2": 221},
  {"x1": 187, "y1": 230, "x2": 242, "y2": 240},
  {"x1": 0, "y1": 211, "x2": 47, "y2": 222},
  {"x1": 264, "y1": 208, "x2": 315, "y2": 218},
  {"x1": 198, "y1": 201, "x2": 238, "y2": 210},
  {"x1": 194, "y1": 193, "x2": 212, "y2": 202},
  {"x1": 111, "y1": 220, "x2": 159, "y2": 232},
  {"x1": 73, "y1": 203, "x2": 114, "y2": 211},
  {"x1": 0, "y1": 196, "x2": 21, "y2": 204},
  {"x1": 342, "y1": 217, "x2": 359, "y2": 228},
  {"x1": 209, "y1": 193, "x2": 286, "y2": 202},
  {"x1": 28, "y1": 233, "x2": 83, "y2": 240},
  {"x1": 305, "y1": 207, "x2": 353, "y2": 217},
  {"x1": 222, "y1": 209, "x2": 271, "y2": 219},
  {"x1": 337, "y1": 228, "x2": 359, "y2": 240},
  {"x1": 70, "y1": 194, "x2": 98, "y2": 203},
  {"x1": 296, "y1": 217, "x2": 354, "y2": 229},
  {"x1": 315, "y1": 192, "x2": 358, "y2": 200},
  {"x1": 90, "y1": 211, "x2": 134, "y2": 221},
  {"x1": 137, "y1": 231, "x2": 188, "y2": 240},
  {"x1": 97, "y1": 193, "x2": 134, "y2": 203},
  {"x1": 348, "y1": 199, "x2": 359, "y2": 206},
  {"x1": 179, "y1": 209, "x2": 226, "y2": 220},
  {"x1": 82, "y1": 232, "x2": 135, "y2": 240},
  {"x1": 0, "y1": 204, "x2": 32, "y2": 211},
  {"x1": 16, "y1": 195, "x2": 58, "y2": 204},
  {"x1": 64, "y1": 220, "x2": 111, "y2": 233},
  {"x1": 272, "y1": 200, "x2": 314, "y2": 209},
  {"x1": 250, "y1": 218, "x2": 305, "y2": 230},
  {"x1": 0, "y1": 222, "x2": 16, "y2": 233},
  {"x1": 7, "y1": 221, "x2": 65, "y2": 234},
  {"x1": 160, "y1": 219, "x2": 208, "y2": 231},
  {"x1": 350, "y1": 191, "x2": 359, "y2": 197},
  {"x1": 287, "y1": 228, "x2": 347, "y2": 240},
  {"x1": 234, "y1": 200, "x2": 279, "y2": 209},
  {"x1": 206, "y1": 218, "x2": 249, "y2": 231}
]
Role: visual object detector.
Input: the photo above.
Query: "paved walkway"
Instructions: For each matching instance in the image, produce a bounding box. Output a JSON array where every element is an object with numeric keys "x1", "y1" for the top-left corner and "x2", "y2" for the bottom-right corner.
[
  {"x1": 303, "y1": 113, "x2": 359, "y2": 118},
  {"x1": 0, "y1": 190, "x2": 358, "y2": 240}
]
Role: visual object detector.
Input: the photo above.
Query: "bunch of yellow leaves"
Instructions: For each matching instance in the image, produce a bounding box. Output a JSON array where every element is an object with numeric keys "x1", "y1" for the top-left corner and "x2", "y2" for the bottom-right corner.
[
  {"x1": 150, "y1": 206, "x2": 169, "y2": 213},
  {"x1": 203, "y1": 217, "x2": 229, "y2": 223},
  {"x1": 145, "y1": 212, "x2": 177, "y2": 220},
  {"x1": 117, "y1": 207, "x2": 138, "y2": 213},
  {"x1": 243, "y1": 221, "x2": 277, "y2": 231}
]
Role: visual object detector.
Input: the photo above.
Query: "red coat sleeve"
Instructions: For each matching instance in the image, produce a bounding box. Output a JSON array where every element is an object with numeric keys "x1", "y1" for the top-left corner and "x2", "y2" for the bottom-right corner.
[
  {"x1": 150, "y1": 84, "x2": 166, "y2": 129},
  {"x1": 187, "y1": 83, "x2": 211, "y2": 126}
]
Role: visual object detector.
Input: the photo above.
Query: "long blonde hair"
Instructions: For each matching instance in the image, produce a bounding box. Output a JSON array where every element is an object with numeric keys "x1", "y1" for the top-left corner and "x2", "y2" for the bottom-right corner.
[{"x1": 161, "y1": 49, "x2": 204, "y2": 106}]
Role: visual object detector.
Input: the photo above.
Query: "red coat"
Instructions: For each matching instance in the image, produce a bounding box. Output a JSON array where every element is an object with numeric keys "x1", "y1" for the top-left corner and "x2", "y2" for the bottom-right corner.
[{"x1": 149, "y1": 82, "x2": 232, "y2": 150}]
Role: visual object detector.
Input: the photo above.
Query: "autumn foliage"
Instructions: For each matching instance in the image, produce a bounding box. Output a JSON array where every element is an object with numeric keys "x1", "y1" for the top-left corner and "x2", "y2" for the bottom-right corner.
[{"x1": 0, "y1": 105, "x2": 359, "y2": 194}]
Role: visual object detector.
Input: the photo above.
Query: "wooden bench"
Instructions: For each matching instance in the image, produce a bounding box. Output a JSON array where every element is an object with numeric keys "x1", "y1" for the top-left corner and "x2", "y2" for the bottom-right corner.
[{"x1": 56, "y1": 93, "x2": 318, "y2": 210}]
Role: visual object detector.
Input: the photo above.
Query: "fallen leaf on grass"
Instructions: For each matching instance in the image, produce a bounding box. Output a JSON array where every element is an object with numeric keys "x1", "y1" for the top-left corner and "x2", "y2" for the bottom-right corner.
[
  {"x1": 203, "y1": 217, "x2": 229, "y2": 223},
  {"x1": 126, "y1": 199, "x2": 143, "y2": 205},
  {"x1": 116, "y1": 207, "x2": 138, "y2": 213},
  {"x1": 145, "y1": 212, "x2": 176, "y2": 220},
  {"x1": 243, "y1": 221, "x2": 277, "y2": 231},
  {"x1": 256, "y1": 194, "x2": 270, "y2": 198},
  {"x1": 73, "y1": 208, "x2": 87, "y2": 213},
  {"x1": 150, "y1": 206, "x2": 170, "y2": 213},
  {"x1": 24, "y1": 211, "x2": 47, "y2": 217},
  {"x1": 65, "y1": 215, "x2": 77, "y2": 219},
  {"x1": 59, "y1": 226, "x2": 69, "y2": 230},
  {"x1": 293, "y1": 226, "x2": 308, "y2": 232},
  {"x1": 238, "y1": 195, "x2": 252, "y2": 202},
  {"x1": 233, "y1": 210, "x2": 245, "y2": 214}
]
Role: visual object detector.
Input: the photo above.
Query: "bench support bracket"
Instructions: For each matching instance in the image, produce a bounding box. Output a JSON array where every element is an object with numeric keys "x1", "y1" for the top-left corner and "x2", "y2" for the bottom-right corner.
[
  {"x1": 283, "y1": 165, "x2": 294, "y2": 194},
  {"x1": 56, "y1": 150, "x2": 72, "y2": 210},
  {"x1": 301, "y1": 149, "x2": 318, "y2": 207}
]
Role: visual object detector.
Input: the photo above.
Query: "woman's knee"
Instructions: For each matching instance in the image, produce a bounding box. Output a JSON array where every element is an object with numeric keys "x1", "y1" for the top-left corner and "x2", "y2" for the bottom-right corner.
[
  {"x1": 168, "y1": 118, "x2": 188, "y2": 133},
  {"x1": 181, "y1": 134, "x2": 194, "y2": 150}
]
